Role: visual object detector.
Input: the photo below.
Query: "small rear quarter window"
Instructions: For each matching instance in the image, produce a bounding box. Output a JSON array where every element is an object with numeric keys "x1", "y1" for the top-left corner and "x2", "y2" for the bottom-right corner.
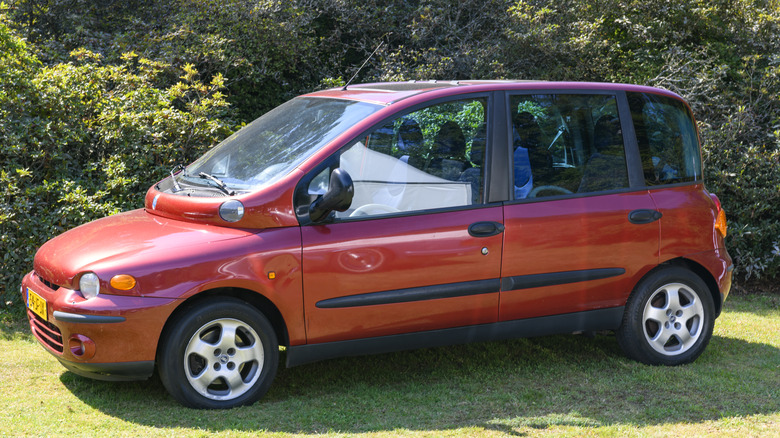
[{"x1": 627, "y1": 92, "x2": 702, "y2": 185}]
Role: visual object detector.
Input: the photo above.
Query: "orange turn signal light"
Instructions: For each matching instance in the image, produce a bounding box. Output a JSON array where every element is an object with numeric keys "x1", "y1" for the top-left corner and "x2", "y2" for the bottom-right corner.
[
  {"x1": 715, "y1": 209, "x2": 728, "y2": 238},
  {"x1": 110, "y1": 274, "x2": 137, "y2": 290}
]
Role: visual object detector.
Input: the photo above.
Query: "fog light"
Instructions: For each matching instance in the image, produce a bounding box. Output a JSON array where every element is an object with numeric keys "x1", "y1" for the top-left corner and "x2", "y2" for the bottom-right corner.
[{"x1": 69, "y1": 334, "x2": 96, "y2": 359}]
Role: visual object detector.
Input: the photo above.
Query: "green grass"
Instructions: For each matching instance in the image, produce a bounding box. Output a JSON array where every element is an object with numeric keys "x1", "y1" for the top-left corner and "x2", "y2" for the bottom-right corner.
[{"x1": 2, "y1": 292, "x2": 778, "y2": 437}]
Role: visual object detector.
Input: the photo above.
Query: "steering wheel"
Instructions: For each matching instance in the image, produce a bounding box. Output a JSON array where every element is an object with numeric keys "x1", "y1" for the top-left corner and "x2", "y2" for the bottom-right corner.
[
  {"x1": 529, "y1": 185, "x2": 573, "y2": 198},
  {"x1": 349, "y1": 203, "x2": 401, "y2": 217}
]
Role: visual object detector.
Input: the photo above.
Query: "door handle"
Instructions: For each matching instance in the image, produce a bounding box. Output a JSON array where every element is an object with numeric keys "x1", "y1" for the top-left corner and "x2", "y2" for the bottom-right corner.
[
  {"x1": 468, "y1": 221, "x2": 505, "y2": 237},
  {"x1": 629, "y1": 209, "x2": 662, "y2": 224}
]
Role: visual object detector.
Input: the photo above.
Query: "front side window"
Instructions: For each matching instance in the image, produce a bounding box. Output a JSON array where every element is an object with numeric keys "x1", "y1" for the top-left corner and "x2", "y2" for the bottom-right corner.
[
  {"x1": 310, "y1": 98, "x2": 488, "y2": 218},
  {"x1": 627, "y1": 92, "x2": 701, "y2": 185},
  {"x1": 510, "y1": 94, "x2": 628, "y2": 199},
  {"x1": 174, "y1": 97, "x2": 382, "y2": 194}
]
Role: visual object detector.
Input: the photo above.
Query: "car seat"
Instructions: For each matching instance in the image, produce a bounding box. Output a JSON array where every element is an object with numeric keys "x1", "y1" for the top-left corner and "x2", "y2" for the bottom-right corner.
[
  {"x1": 577, "y1": 115, "x2": 628, "y2": 193},
  {"x1": 428, "y1": 121, "x2": 467, "y2": 180}
]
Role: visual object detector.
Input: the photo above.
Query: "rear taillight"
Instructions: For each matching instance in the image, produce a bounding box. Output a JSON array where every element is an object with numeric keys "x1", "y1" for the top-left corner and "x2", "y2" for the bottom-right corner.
[
  {"x1": 709, "y1": 193, "x2": 728, "y2": 238},
  {"x1": 715, "y1": 208, "x2": 728, "y2": 238}
]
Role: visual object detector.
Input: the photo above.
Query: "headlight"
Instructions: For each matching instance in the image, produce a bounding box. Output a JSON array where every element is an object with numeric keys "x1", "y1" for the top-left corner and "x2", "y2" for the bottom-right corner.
[{"x1": 79, "y1": 273, "x2": 100, "y2": 300}]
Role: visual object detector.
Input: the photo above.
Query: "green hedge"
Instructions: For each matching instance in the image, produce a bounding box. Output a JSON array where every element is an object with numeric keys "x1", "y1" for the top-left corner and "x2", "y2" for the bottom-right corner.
[
  {"x1": 0, "y1": 18, "x2": 238, "y2": 310},
  {"x1": 2, "y1": 0, "x2": 779, "y2": 315}
]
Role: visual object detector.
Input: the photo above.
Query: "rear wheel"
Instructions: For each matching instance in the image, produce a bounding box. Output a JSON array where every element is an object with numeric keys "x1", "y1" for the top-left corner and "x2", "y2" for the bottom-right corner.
[
  {"x1": 617, "y1": 267, "x2": 715, "y2": 365},
  {"x1": 158, "y1": 297, "x2": 278, "y2": 408}
]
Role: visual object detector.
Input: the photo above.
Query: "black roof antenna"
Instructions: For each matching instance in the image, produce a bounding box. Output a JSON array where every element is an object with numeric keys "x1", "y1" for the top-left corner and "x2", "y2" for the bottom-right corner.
[{"x1": 342, "y1": 39, "x2": 385, "y2": 90}]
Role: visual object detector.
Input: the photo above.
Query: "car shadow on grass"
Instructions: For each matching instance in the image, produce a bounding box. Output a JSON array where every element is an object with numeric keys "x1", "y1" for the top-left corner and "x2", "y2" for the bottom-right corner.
[{"x1": 60, "y1": 332, "x2": 780, "y2": 435}]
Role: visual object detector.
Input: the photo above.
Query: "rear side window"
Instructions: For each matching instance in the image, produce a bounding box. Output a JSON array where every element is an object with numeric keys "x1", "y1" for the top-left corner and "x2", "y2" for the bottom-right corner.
[
  {"x1": 627, "y1": 92, "x2": 702, "y2": 185},
  {"x1": 509, "y1": 93, "x2": 629, "y2": 199}
]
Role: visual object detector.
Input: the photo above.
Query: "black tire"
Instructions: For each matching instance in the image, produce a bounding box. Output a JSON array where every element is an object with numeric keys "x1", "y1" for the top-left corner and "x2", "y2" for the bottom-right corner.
[
  {"x1": 158, "y1": 297, "x2": 279, "y2": 409},
  {"x1": 617, "y1": 267, "x2": 715, "y2": 365}
]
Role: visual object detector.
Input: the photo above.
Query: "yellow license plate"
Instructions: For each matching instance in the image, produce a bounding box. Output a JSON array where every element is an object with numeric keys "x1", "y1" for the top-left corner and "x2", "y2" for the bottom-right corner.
[{"x1": 27, "y1": 288, "x2": 47, "y2": 321}]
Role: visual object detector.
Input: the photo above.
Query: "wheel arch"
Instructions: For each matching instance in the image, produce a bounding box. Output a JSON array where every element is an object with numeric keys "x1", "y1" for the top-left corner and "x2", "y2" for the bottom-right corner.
[
  {"x1": 156, "y1": 287, "x2": 290, "y2": 361},
  {"x1": 643, "y1": 257, "x2": 723, "y2": 317}
]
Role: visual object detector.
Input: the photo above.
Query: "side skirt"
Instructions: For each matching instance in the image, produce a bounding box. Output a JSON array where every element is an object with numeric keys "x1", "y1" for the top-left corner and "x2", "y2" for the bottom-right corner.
[{"x1": 285, "y1": 306, "x2": 624, "y2": 367}]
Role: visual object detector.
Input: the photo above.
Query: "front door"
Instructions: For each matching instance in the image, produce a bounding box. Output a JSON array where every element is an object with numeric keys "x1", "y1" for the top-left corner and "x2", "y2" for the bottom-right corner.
[{"x1": 300, "y1": 97, "x2": 505, "y2": 343}]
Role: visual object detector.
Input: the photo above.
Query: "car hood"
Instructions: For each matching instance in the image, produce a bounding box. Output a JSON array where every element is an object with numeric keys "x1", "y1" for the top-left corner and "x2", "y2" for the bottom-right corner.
[{"x1": 34, "y1": 209, "x2": 256, "y2": 289}]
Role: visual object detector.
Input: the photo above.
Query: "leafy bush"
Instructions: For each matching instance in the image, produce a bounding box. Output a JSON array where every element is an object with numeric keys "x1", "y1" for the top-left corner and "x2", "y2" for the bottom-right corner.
[
  {"x1": 0, "y1": 17, "x2": 237, "y2": 310},
  {"x1": 699, "y1": 63, "x2": 780, "y2": 280}
]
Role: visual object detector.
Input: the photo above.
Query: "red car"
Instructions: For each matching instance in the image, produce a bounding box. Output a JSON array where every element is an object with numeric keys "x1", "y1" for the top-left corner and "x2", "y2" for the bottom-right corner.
[{"x1": 23, "y1": 81, "x2": 732, "y2": 408}]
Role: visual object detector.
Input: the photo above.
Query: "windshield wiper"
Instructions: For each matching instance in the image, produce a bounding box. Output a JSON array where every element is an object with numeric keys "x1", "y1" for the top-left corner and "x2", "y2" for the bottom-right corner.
[
  {"x1": 170, "y1": 164, "x2": 185, "y2": 192},
  {"x1": 198, "y1": 172, "x2": 235, "y2": 196}
]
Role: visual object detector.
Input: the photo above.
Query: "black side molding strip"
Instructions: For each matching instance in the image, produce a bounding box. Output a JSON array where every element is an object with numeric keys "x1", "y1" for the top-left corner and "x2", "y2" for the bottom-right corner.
[
  {"x1": 53, "y1": 311, "x2": 126, "y2": 324},
  {"x1": 501, "y1": 268, "x2": 626, "y2": 292},
  {"x1": 316, "y1": 278, "x2": 501, "y2": 309},
  {"x1": 286, "y1": 306, "x2": 624, "y2": 367}
]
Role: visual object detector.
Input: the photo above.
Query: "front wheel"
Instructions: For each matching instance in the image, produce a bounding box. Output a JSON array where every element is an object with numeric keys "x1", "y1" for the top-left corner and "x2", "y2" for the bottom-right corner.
[
  {"x1": 158, "y1": 297, "x2": 279, "y2": 408},
  {"x1": 617, "y1": 267, "x2": 715, "y2": 365}
]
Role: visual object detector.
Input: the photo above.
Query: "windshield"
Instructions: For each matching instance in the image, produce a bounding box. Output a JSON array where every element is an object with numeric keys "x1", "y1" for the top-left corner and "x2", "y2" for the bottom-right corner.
[{"x1": 180, "y1": 97, "x2": 382, "y2": 193}]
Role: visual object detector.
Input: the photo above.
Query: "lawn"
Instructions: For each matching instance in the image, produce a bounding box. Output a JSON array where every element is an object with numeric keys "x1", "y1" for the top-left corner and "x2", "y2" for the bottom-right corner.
[{"x1": 2, "y1": 292, "x2": 778, "y2": 437}]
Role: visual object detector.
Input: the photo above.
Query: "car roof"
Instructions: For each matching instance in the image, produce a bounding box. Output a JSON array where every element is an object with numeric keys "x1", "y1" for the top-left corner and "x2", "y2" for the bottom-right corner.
[{"x1": 303, "y1": 80, "x2": 681, "y2": 106}]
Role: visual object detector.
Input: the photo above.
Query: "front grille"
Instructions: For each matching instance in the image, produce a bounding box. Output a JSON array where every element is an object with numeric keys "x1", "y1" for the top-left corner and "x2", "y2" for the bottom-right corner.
[
  {"x1": 35, "y1": 272, "x2": 60, "y2": 291},
  {"x1": 27, "y1": 309, "x2": 64, "y2": 354}
]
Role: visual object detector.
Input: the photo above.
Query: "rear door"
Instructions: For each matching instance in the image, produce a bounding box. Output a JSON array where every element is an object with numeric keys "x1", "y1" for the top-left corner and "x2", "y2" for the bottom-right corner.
[{"x1": 500, "y1": 91, "x2": 660, "y2": 321}]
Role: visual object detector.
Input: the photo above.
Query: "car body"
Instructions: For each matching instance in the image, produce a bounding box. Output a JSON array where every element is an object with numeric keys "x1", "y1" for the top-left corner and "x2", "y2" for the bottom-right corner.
[{"x1": 22, "y1": 80, "x2": 733, "y2": 408}]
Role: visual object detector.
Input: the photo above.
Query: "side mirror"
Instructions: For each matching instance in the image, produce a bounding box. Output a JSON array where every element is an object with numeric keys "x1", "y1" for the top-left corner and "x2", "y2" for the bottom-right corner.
[{"x1": 309, "y1": 168, "x2": 354, "y2": 222}]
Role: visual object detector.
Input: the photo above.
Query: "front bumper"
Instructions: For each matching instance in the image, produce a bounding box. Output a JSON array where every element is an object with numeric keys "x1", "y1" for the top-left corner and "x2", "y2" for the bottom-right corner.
[
  {"x1": 22, "y1": 271, "x2": 179, "y2": 381},
  {"x1": 57, "y1": 358, "x2": 155, "y2": 381}
]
